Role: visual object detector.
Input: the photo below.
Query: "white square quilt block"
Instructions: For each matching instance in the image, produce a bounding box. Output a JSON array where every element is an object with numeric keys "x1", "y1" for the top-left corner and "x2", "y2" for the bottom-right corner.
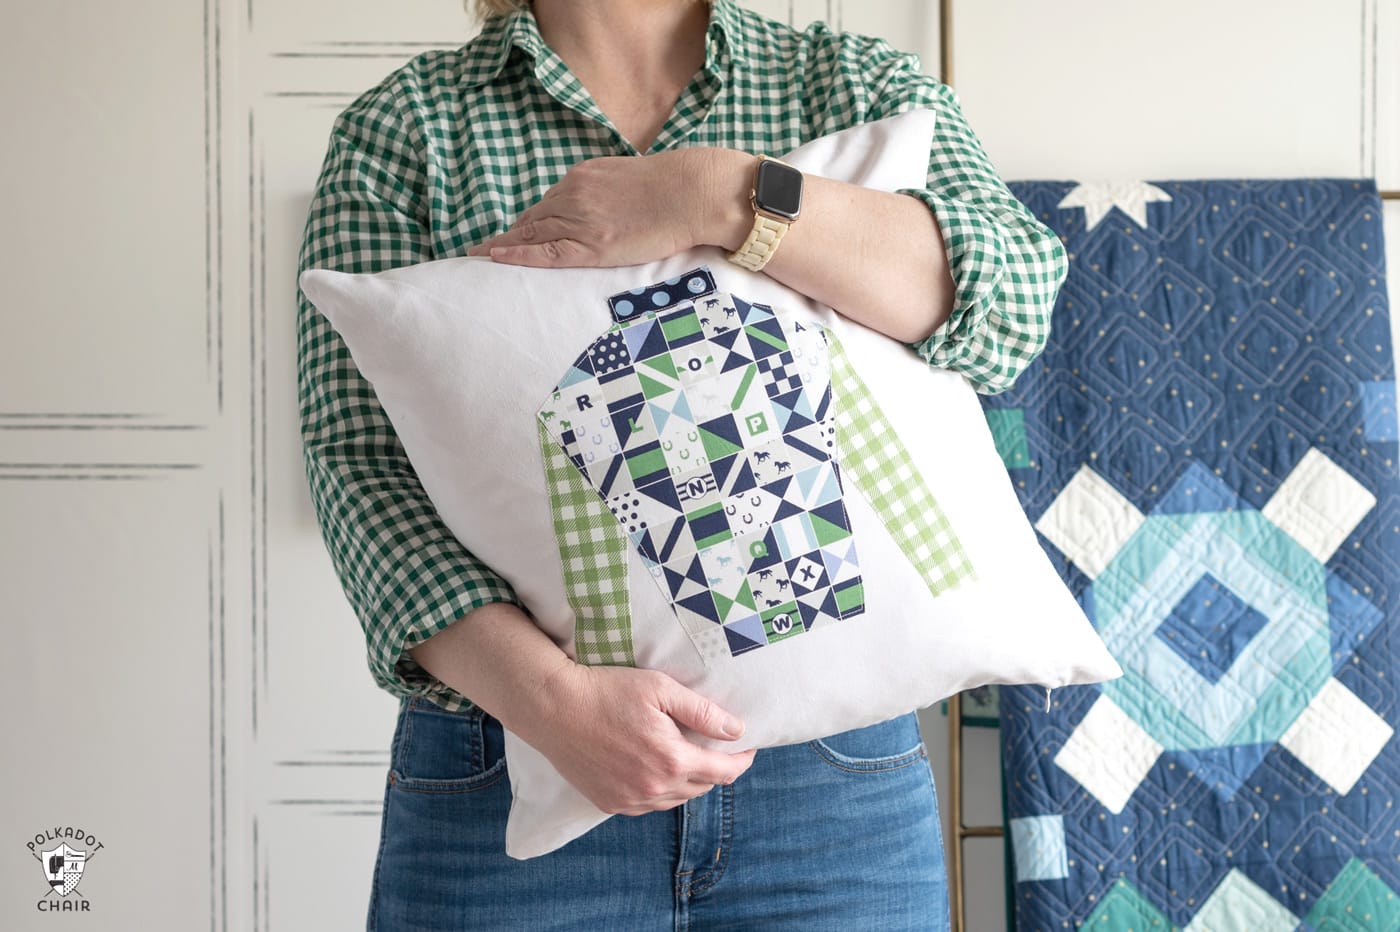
[
  {"x1": 1278, "y1": 676, "x2": 1393, "y2": 795},
  {"x1": 1054, "y1": 694, "x2": 1163, "y2": 813},
  {"x1": 1260, "y1": 446, "x2": 1376, "y2": 562},
  {"x1": 1034, "y1": 464, "x2": 1146, "y2": 579}
]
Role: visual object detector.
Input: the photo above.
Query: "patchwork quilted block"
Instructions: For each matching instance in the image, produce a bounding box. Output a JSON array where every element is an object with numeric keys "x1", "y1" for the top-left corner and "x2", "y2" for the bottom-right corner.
[
  {"x1": 538, "y1": 272, "x2": 866, "y2": 660},
  {"x1": 992, "y1": 179, "x2": 1400, "y2": 931}
]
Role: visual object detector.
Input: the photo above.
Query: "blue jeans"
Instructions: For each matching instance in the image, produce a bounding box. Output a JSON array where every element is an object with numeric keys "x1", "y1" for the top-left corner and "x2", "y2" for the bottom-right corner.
[{"x1": 368, "y1": 697, "x2": 951, "y2": 931}]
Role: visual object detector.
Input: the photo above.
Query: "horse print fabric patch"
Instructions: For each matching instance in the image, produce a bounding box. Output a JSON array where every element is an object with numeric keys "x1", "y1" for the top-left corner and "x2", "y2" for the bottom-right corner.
[{"x1": 537, "y1": 267, "x2": 865, "y2": 661}]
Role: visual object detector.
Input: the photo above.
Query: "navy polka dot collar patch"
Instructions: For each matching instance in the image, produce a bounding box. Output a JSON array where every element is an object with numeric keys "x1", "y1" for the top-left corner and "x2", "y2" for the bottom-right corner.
[{"x1": 607, "y1": 266, "x2": 718, "y2": 323}]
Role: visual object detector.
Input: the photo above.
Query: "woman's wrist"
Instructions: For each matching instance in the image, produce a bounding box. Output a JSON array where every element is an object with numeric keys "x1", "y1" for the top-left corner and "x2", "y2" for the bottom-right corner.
[{"x1": 681, "y1": 146, "x2": 754, "y2": 253}]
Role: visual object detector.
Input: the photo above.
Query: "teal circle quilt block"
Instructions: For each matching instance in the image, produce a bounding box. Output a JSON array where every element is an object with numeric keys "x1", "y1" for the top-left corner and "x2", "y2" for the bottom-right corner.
[
  {"x1": 537, "y1": 279, "x2": 866, "y2": 661},
  {"x1": 1094, "y1": 507, "x2": 1331, "y2": 750}
]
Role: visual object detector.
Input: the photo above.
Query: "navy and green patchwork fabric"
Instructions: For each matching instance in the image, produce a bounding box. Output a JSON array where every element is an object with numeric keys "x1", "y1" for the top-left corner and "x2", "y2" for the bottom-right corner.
[
  {"x1": 988, "y1": 179, "x2": 1400, "y2": 931},
  {"x1": 538, "y1": 267, "x2": 865, "y2": 660}
]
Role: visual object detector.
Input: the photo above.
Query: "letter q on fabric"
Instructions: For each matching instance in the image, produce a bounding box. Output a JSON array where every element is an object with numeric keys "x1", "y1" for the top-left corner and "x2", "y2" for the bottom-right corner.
[{"x1": 299, "y1": 111, "x2": 1122, "y2": 859}]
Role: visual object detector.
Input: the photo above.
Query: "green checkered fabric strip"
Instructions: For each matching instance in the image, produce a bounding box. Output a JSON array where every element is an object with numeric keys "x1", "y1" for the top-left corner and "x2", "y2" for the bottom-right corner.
[
  {"x1": 295, "y1": 0, "x2": 1064, "y2": 711},
  {"x1": 827, "y1": 330, "x2": 978, "y2": 598},
  {"x1": 536, "y1": 420, "x2": 636, "y2": 668}
]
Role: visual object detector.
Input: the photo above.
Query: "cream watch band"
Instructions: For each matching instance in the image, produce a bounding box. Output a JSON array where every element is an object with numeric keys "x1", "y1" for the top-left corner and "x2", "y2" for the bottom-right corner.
[{"x1": 727, "y1": 213, "x2": 791, "y2": 272}]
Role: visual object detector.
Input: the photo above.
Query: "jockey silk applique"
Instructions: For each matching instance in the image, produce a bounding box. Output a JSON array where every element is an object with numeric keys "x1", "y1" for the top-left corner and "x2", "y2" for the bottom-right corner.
[{"x1": 537, "y1": 267, "x2": 865, "y2": 660}]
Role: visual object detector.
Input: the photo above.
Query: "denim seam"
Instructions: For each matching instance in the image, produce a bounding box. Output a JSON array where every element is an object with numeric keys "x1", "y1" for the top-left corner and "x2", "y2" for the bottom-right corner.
[
  {"x1": 366, "y1": 708, "x2": 404, "y2": 932},
  {"x1": 468, "y1": 707, "x2": 484, "y2": 774},
  {"x1": 673, "y1": 799, "x2": 694, "y2": 920},
  {"x1": 396, "y1": 698, "x2": 418, "y2": 774},
  {"x1": 687, "y1": 782, "x2": 733, "y2": 897},
  {"x1": 922, "y1": 754, "x2": 952, "y2": 932},
  {"x1": 365, "y1": 779, "x2": 393, "y2": 930},
  {"x1": 806, "y1": 740, "x2": 929, "y2": 774},
  {"x1": 388, "y1": 759, "x2": 508, "y2": 795}
]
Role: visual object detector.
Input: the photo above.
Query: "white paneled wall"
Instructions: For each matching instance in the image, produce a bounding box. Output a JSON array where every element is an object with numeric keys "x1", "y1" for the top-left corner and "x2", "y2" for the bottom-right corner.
[{"x1": 0, "y1": 2, "x2": 1394, "y2": 930}]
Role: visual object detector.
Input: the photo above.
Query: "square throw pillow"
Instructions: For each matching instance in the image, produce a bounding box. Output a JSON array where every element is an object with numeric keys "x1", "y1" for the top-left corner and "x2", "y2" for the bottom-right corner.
[{"x1": 299, "y1": 110, "x2": 1123, "y2": 859}]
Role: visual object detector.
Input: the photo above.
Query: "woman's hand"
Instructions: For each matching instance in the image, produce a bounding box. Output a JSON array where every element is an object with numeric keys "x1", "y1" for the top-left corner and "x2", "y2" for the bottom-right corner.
[
  {"x1": 466, "y1": 148, "x2": 733, "y2": 268},
  {"x1": 515, "y1": 660, "x2": 758, "y2": 815}
]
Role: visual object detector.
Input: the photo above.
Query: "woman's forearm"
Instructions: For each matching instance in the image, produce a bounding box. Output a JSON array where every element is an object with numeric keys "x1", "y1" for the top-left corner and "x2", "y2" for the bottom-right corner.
[
  {"x1": 692, "y1": 147, "x2": 956, "y2": 345},
  {"x1": 407, "y1": 602, "x2": 578, "y2": 739}
]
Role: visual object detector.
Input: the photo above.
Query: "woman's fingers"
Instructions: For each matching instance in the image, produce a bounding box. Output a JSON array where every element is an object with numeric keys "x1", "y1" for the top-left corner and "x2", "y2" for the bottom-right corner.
[
  {"x1": 487, "y1": 237, "x2": 592, "y2": 267},
  {"x1": 461, "y1": 151, "x2": 692, "y2": 268},
  {"x1": 468, "y1": 214, "x2": 576, "y2": 255},
  {"x1": 688, "y1": 746, "x2": 759, "y2": 788},
  {"x1": 616, "y1": 779, "x2": 727, "y2": 816}
]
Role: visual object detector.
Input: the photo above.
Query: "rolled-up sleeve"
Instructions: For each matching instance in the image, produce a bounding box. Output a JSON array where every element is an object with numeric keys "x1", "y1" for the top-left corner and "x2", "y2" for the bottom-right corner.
[
  {"x1": 866, "y1": 50, "x2": 1070, "y2": 395},
  {"x1": 295, "y1": 83, "x2": 519, "y2": 712}
]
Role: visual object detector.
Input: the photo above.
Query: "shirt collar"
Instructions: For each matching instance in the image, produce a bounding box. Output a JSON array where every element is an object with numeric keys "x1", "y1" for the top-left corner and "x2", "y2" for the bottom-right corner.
[
  {"x1": 705, "y1": 0, "x2": 751, "y2": 72},
  {"x1": 459, "y1": 0, "x2": 749, "y2": 89},
  {"x1": 458, "y1": 8, "x2": 543, "y2": 88}
]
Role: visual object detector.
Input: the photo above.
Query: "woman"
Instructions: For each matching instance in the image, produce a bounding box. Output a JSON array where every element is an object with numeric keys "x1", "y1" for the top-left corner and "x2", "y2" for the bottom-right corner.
[{"x1": 295, "y1": 0, "x2": 1067, "y2": 927}]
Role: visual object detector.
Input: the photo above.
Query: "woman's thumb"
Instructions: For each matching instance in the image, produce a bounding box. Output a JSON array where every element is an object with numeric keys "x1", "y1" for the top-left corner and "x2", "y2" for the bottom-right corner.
[{"x1": 662, "y1": 682, "x2": 745, "y2": 740}]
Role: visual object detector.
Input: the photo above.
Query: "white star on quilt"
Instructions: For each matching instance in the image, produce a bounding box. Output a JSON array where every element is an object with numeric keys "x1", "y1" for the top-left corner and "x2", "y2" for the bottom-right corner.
[{"x1": 1057, "y1": 181, "x2": 1173, "y2": 232}]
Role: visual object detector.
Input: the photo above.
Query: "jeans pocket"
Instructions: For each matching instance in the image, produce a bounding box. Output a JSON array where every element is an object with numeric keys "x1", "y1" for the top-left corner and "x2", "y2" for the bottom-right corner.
[
  {"x1": 807, "y1": 711, "x2": 927, "y2": 773},
  {"x1": 388, "y1": 697, "x2": 507, "y2": 794}
]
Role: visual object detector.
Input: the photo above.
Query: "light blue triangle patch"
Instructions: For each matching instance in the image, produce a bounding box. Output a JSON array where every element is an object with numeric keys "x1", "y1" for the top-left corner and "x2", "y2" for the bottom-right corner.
[
  {"x1": 622, "y1": 317, "x2": 657, "y2": 357},
  {"x1": 795, "y1": 463, "x2": 840, "y2": 505},
  {"x1": 557, "y1": 365, "x2": 595, "y2": 389},
  {"x1": 649, "y1": 391, "x2": 693, "y2": 434}
]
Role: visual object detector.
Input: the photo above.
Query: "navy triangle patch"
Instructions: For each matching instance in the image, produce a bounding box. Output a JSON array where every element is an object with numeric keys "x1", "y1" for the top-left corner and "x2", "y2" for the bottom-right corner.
[
  {"x1": 773, "y1": 497, "x2": 805, "y2": 522},
  {"x1": 637, "y1": 477, "x2": 682, "y2": 512},
  {"x1": 663, "y1": 564, "x2": 690, "y2": 599},
  {"x1": 810, "y1": 499, "x2": 851, "y2": 532},
  {"x1": 700, "y1": 414, "x2": 744, "y2": 450},
  {"x1": 728, "y1": 459, "x2": 759, "y2": 495},
  {"x1": 770, "y1": 387, "x2": 806, "y2": 414},
  {"x1": 724, "y1": 625, "x2": 764, "y2": 654},
  {"x1": 781, "y1": 410, "x2": 816, "y2": 434},
  {"x1": 678, "y1": 590, "x2": 721, "y2": 623},
  {"x1": 762, "y1": 475, "x2": 792, "y2": 499},
  {"x1": 711, "y1": 452, "x2": 739, "y2": 489},
  {"x1": 631, "y1": 528, "x2": 659, "y2": 564},
  {"x1": 632, "y1": 318, "x2": 671, "y2": 361},
  {"x1": 681, "y1": 553, "x2": 709, "y2": 588},
  {"x1": 720, "y1": 350, "x2": 754, "y2": 373}
]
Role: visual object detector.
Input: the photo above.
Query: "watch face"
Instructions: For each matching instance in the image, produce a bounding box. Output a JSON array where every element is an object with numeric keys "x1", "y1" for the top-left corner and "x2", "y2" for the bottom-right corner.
[{"x1": 754, "y1": 159, "x2": 803, "y2": 220}]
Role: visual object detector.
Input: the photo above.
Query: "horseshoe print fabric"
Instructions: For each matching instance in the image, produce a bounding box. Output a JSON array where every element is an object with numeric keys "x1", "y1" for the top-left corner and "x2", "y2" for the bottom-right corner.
[{"x1": 537, "y1": 267, "x2": 866, "y2": 662}]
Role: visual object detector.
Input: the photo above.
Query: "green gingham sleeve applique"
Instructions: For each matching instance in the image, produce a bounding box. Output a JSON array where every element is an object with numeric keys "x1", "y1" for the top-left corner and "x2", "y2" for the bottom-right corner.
[
  {"x1": 295, "y1": 78, "x2": 520, "y2": 714},
  {"x1": 862, "y1": 46, "x2": 1071, "y2": 396}
]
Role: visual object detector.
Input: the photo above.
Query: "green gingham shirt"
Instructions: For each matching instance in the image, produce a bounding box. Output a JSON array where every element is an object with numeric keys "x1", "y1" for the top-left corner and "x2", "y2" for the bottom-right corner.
[{"x1": 295, "y1": 0, "x2": 1069, "y2": 713}]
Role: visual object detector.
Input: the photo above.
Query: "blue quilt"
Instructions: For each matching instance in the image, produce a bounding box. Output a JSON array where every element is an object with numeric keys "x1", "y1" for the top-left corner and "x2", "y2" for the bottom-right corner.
[{"x1": 986, "y1": 179, "x2": 1399, "y2": 931}]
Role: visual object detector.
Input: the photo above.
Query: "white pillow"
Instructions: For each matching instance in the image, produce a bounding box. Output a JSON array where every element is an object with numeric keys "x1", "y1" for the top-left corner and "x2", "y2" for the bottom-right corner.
[{"x1": 299, "y1": 110, "x2": 1122, "y2": 859}]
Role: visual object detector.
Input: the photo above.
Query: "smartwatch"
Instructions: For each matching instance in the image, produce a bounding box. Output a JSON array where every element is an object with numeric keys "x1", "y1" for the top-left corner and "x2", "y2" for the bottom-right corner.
[{"x1": 726, "y1": 155, "x2": 803, "y2": 272}]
